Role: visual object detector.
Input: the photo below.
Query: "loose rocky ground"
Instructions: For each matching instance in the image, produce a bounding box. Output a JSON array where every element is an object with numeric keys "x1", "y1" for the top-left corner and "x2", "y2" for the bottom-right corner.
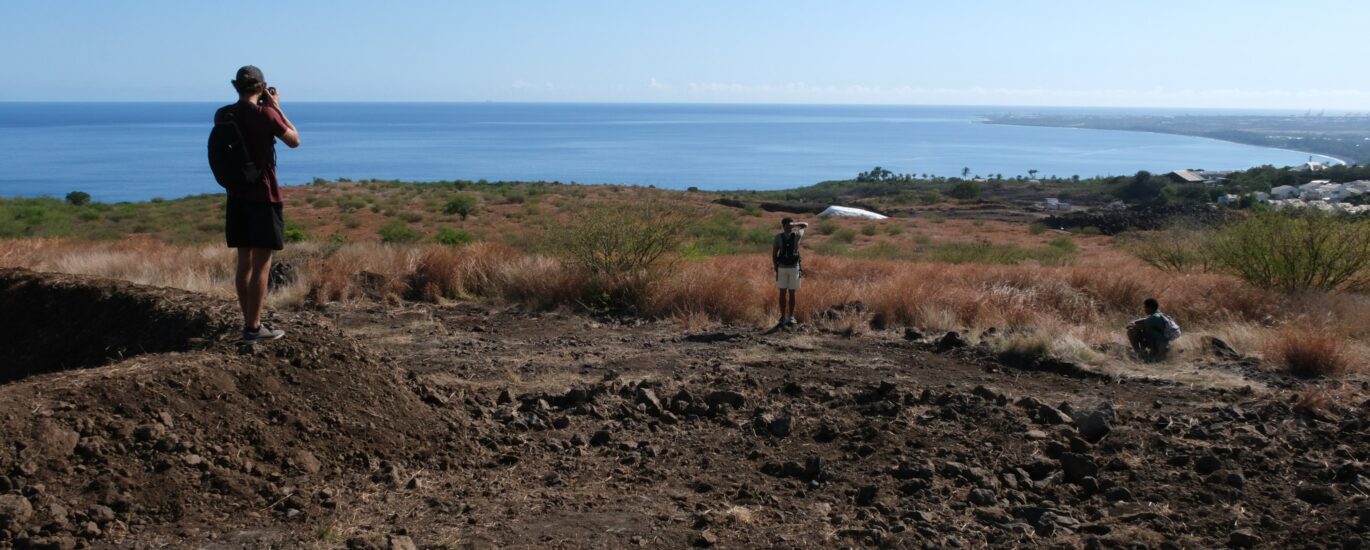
[{"x1": 1, "y1": 268, "x2": 1367, "y2": 549}]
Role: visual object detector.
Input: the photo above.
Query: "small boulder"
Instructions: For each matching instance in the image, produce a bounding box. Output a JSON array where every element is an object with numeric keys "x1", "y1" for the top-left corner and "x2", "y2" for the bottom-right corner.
[
  {"x1": 968, "y1": 488, "x2": 997, "y2": 506},
  {"x1": 936, "y1": 331, "x2": 968, "y2": 352},
  {"x1": 0, "y1": 494, "x2": 34, "y2": 529},
  {"x1": 1208, "y1": 337, "x2": 1241, "y2": 360},
  {"x1": 387, "y1": 534, "x2": 418, "y2": 550},
  {"x1": 1194, "y1": 455, "x2": 1222, "y2": 476},
  {"x1": 1228, "y1": 529, "x2": 1261, "y2": 548},
  {"x1": 1295, "y1": 484, "x2": 1338, "y2": 505},
  {"x1": 1059, "y1": 452, "x2": 1098, "y2": 485}
]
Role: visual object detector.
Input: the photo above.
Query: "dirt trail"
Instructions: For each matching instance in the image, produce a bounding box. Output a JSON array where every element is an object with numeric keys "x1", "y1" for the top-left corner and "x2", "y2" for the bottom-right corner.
[{"x1": 0, "y1": 269, "x2": 1366, "y2": 549}]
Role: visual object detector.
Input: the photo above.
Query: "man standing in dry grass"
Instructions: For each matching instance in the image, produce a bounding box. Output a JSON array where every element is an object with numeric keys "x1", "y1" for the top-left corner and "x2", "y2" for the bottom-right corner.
[
  {"x1": 215, "y1": 65, "x2": 301, "y2": 342},
  {"x1": 772, "y1": 217, "x2": 809, "y2": 327}
]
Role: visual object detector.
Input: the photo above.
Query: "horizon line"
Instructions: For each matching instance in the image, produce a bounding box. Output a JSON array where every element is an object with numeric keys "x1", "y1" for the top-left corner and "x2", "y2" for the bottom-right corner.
[{"x1": 0, "y1": 99, "x2": 1357, "y2": 113}]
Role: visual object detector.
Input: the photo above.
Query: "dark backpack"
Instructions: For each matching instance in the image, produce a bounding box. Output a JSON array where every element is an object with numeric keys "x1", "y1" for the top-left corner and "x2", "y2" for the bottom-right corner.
[
  {"x1": 777, "y1": 232, "x2": 801, "y2": 265},
  {"x1": 207, "y1": 107, "x2": 262, "y2": 190}
]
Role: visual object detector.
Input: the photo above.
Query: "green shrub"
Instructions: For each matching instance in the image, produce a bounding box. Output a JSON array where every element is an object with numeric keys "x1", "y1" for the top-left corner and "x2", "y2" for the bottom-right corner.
[
  {"x1": 1120, "y1": 226, "x2": 1217, "y2": 273},
  {"x1": 1046, "y1": 236, "x2": 1078, "y2": 253},
  {"x1": 444, "y1": 195, "x2": 477, "y2": 219},
  {"x1": 1028, "y1": 222, "x2": 1048, "y2": 235},
  {"x1": 65, "y1": 191, "x2": 91, "y2": 206},
  {"x1": 434, "y1": 227, "x2": 476, "y2": 246},
  {"x1": 948, "y1": 181, "x2": 982, "y2": 201},
  {"x1": 860, "y1": 224, "x2": 878, "y2": 236},
  {"x1": 563, "y1": 203, "x2": 693, "y2": 311},
  {"x1": 379, "y1": 220, "x2": 423, "y2": 243},
  {"x1": 398, "y1": 211, "x2": 423, "y2": 223},
  {"x1": 885, "y1": 224, "x2": 904, "y2": 236},
  {"x1": 833, "y1": 228, "x2": 857, "y2": 243},
  {"x1": 1211, "y1": 211, "x2": 1370, "y2": 291},
  {"x1": 815, "y1": 218, "x2": 840, "y2": 235}
]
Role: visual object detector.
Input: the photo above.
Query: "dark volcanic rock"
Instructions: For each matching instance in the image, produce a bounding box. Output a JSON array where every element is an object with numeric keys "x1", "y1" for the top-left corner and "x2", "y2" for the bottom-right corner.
[
  {"x1": 936, "y1": 332, "x2": 968, "y2": 352},
  {"x1": 706, "y1": 391, "x2": 746, "y2": 410},
  {"x1": 968, "y1": 488, "x2": 997, "y2": 506},
  {"x1": 1059, "y1": 453, "x2": 1098, "y2": 485},
  {"x1": 1208, "y1": 336, "x2": 1242, "y2": 360},
  {"x1": 1228, "y1": 529, "x2": 1261, "y2": 548},
  {"x1": 1073, "y1": 402, "x2": 1115, "y2": 443},
  {"x1": 1194, "y1": 455, "x2": 1222, "y2": 476},
  {"x1": 1295, "y1": 484, "x2": 1338, "y2": 505}
]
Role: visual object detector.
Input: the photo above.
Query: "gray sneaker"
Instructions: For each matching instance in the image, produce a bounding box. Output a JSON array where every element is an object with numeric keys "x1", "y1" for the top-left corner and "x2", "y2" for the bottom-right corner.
[
  {"x1": 787, "y1": 316, "x2": 798, "y2": 326},
  {"x1": 242, "y1": 322, "x2": 285, "y2": 342}
]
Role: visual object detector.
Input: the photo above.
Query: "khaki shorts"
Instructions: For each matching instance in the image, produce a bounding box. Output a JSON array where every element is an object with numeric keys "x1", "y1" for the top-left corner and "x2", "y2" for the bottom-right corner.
[{"x1": 776, "y1": 267, "x2": 801, "y2": 289}]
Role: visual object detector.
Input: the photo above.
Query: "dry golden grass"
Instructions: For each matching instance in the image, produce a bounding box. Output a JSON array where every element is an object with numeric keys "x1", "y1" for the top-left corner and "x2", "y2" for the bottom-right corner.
[
  {"x1": 4, "y1": 237, "x2": 1367, "y2": 384},
  {"x1": 1268, "y1": 328, "x2": 1350, "y2": 378}
]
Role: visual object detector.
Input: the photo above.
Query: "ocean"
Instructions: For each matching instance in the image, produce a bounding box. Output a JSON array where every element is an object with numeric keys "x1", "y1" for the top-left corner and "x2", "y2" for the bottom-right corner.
[{"x1": 0, "y1": 102, "x2": 1322, "y2": 203}]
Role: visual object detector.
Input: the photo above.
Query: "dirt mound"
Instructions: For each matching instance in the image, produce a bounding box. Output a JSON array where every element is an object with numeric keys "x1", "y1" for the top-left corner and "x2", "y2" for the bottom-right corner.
[
  {"x1": 0, "y1": 269, "x2": 235, "y2": 383},
  {"x1": 0, "y1": 272, "x2": 468, "y2": 548}
]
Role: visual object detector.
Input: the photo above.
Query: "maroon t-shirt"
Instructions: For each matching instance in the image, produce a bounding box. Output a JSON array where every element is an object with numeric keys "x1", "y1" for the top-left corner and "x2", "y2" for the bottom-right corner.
[{"x1": 214, "y1": 101, "x2": 289, "y2": 204}]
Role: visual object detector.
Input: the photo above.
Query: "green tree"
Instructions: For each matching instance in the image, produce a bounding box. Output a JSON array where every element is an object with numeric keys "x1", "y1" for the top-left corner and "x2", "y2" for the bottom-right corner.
[
  {"x1": 948, "y1": 181, "x2": 982, "y2": 201},
  {"x1": 65, "y1": 191, "x2": 91, "y2": 206}
]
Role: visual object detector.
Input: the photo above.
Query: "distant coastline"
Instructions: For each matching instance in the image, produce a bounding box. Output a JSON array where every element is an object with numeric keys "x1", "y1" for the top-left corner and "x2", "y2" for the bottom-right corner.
[{"x1": 982, "y1": 113, "x2": 1369, "y2": 165}]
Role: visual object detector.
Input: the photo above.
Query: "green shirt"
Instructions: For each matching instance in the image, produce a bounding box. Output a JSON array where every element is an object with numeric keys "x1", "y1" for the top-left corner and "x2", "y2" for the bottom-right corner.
[{"x1": 1139, "y1": 312, "x2": 1169, "y2": 343}]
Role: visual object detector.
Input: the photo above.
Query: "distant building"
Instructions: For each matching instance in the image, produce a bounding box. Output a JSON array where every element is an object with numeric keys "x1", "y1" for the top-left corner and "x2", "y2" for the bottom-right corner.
[
  {"x1": 1271, "y1": 185, "x2": 1298, "y2": 199},
  {"x1": 1217, "y1": 194, "x2": 1241, "y2": 206},
  {"x1": 1167, "y1": 169, "x2": 1207, "y2": 184},
  {"x1": 1252, "y1": 191, "x2": 1271, "y2": 202}
]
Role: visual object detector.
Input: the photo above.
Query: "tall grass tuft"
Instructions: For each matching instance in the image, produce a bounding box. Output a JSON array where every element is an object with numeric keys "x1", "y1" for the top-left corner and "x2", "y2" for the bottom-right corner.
[{"x1": 1268, "y1": 328, "x2": 1349, "y2": 378}]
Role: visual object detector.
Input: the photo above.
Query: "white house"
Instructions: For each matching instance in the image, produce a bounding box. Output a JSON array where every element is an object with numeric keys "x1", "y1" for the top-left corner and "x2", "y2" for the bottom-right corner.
[
  {"x1": 1332, "y1": 187, "x2": 1365, "y2": 202},
  {"x1": 1270, "y1": 185, "x2": 1298, "y2": 199},
  {"x1": 1252, "y1": 192, "x2": 1270, "y2": 202},
  {"x1": 1217, "y1": 194, "x2": 1241, "y2": 206}
]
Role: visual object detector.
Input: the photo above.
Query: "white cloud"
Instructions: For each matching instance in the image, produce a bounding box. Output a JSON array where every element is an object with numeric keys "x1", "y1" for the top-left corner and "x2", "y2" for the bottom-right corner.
[{"x1": 649, "y1": 78, "x2": 669, "y2": 90}]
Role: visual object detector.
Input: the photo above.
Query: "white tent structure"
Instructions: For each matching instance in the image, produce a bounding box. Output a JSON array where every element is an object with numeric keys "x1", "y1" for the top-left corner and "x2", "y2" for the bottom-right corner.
[{"x1": 818, "y1": 205, "x2": 888, "y2": 220}]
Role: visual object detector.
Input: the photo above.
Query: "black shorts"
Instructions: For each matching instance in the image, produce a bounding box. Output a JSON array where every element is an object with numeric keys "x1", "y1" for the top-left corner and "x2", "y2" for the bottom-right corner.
[{"x1": 225, "y1": 198, "x2": 284, "y2": 250}]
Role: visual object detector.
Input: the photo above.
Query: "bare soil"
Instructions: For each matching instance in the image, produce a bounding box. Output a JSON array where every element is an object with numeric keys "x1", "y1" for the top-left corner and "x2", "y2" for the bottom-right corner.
[{"x1": 0, "y1": 269, "x2": 1367, "y2": 549}]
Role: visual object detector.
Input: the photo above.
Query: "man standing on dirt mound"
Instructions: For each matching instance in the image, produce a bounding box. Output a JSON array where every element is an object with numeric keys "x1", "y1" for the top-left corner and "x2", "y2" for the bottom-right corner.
[
  {"x1": 216, "y1": 65, "x2": 301, "y2": 342},
  {"x1": 772, "y1": 217, "x2": 809, "y2": 327}
]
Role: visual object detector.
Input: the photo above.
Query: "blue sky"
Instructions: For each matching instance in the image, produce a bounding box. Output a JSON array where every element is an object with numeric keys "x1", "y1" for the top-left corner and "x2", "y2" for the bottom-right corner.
[{"x1": 3, "y1": 0, "x2": 1368, "y2": 108}]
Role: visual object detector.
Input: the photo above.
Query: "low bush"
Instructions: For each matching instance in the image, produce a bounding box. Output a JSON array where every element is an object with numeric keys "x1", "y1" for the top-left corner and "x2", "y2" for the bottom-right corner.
[
  {"x1": 1268, "y1": 328, "x2": 1349, "y2": 378},
  {"x1": 1120, "y1": 226, "x2": 1218, "y2": 273},
  {"x1": 444, "y1": 195, "x2": 477, "y2": 219},
  {"x1": 434, "y1": 227, "x2": 476, "y2": 246},
  {"x1": 379, "y1": 221, "x2": 423, "y2": 244},
  {"x1": 815, "y1": 219, "x2": 839, "y2": 235}
]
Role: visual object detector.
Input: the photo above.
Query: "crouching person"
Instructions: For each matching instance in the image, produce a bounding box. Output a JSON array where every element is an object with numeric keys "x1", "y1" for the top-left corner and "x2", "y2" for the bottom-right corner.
[{"x1": 1127, "y1": 298, "x2": 1180, "y2": 361}]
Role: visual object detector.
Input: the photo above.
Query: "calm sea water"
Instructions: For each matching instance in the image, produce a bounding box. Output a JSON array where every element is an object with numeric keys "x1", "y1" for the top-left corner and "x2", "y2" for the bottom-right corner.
[{"x1": 0, "y1": 102, "x2": 1321, "y2": 203}]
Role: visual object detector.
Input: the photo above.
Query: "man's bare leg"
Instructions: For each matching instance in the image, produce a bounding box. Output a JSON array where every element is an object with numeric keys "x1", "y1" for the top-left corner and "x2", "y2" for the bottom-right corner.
[
  {"x1": 241, "y1": 248, "x2": 273, "y2": 330},
  {"x1": 777, "y1": 288, "x2": 788, "y2": 324},
  {"x1": 787, "y1": 289, "x2": 797, "y2": 321}
]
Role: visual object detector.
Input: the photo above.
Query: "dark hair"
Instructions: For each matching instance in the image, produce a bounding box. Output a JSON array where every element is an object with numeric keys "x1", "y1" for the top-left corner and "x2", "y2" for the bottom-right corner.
[
  {"x1": 1143, "y1": 298, "x2": 1159, "y2": 311},
  {"x1": 781, "y1": 217, "x2": 794, "y2": 226},
  {"x1": 233, "y1": 82, "x2": 258, "y2": 94}
]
